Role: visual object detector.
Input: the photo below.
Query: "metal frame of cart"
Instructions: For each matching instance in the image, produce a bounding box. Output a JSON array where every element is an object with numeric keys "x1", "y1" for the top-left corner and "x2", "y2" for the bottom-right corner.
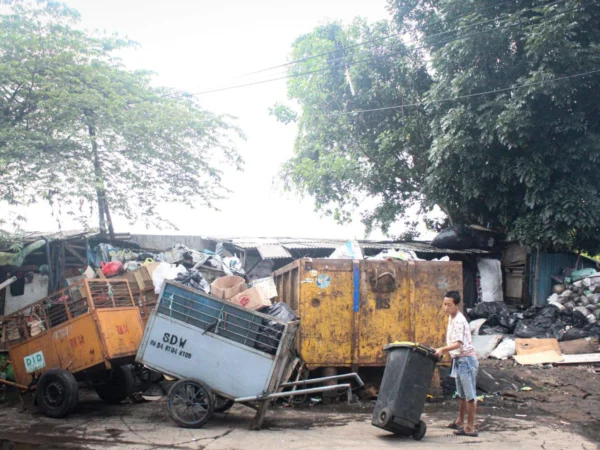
[
  {"x1": 136, "y1": 281, "x2": 363, "y2": 430},
  {"x1": 0, "y1": 279, "x2": 145, "y2": 417}
]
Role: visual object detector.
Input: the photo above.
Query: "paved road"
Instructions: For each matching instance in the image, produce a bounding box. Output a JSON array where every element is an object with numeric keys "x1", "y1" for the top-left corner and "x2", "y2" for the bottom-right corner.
[{"x1": 0, "y1": 396, "x2": 596, "y2": 449}]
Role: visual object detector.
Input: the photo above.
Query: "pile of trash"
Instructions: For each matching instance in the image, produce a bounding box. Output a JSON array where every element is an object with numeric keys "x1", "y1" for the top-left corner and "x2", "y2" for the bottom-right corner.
[{"x1": 468, "y1": 270, "x2": 600, "y2": 345}]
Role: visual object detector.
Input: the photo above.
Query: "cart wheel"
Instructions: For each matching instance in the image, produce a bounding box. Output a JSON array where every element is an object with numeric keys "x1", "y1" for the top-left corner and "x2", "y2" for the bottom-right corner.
[
  {"x1": 168, "y1": 379, "x2": 214, "y2": 428},
  {"x1": 36, "y1": 369, "x2": 79, "y2": 418},
  {"x1": 213, "y1": 395, "x2": 234, "y2": 413},
  {"x1": 412, "y1": 420, "x2": 427, "y2": 441},
  {"x1": 95, "y1": 365, "x2": 134, "y2": 404}
]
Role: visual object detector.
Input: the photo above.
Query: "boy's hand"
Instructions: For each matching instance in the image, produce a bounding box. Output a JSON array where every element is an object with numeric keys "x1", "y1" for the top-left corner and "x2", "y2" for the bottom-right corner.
[{"x1": 434, "y1": 348, "x2": 444, "y2": 359}]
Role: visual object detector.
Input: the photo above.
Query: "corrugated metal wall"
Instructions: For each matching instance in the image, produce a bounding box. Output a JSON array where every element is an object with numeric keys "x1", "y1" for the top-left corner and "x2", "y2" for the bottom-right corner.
[{"x1": 529, "y1": 252, "x2": 597, "y2": 305}]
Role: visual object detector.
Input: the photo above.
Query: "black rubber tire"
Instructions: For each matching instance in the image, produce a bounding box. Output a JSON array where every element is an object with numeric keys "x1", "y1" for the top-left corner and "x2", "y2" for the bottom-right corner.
[
  {"x1": 95, "y1": 365, "x2": 135, "y2": 404},
  {"x1": 213, "y1": 395, "x2": 235, "y2": 413},
  {"x1": 168, "y1": 379, "x2": 214, "y2": 428},
  {"x1": 35, "y1": 369, "x2": 79, "y2": 418},
  {"x1": 412, "y1": 420, "x2": 427, "y2": 441},
  {"x1": 377, "y1": 408, "x2": 392, "y2": 427}
]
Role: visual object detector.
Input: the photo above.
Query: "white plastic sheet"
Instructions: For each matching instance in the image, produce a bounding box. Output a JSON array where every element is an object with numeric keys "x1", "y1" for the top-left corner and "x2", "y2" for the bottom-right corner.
[
  {"x1": 152, "y1": 262, "x2": 187, "y2": 294},
  {"x1": 477, "y1": 258, "x2": 503, "y2": 303}
]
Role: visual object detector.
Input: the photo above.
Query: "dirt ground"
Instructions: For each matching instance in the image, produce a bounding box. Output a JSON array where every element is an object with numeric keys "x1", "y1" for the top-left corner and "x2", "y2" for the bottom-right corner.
[
  {"x1": 473, "y1": 359, "x2": 600, "y2": 442},
  {"x1": 0, "y1": 362, "x2": 597, "y2": 449}
]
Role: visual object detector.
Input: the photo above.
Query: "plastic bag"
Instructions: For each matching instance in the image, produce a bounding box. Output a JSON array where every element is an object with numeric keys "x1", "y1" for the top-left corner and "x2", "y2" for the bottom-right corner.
[
  {"x1": 174, "y1": 269, "x2": 210, "y2": 294},
  {"x1": 329, "y1": 240, "x2": 364, "y2": 260},
  {"x1": 469, "y1": 318, "x2": 487, "y2": 335},
  {"x1": 490, "y1": 339, "x2": 516, "y2": 360},
  {"x1": 431, "y1": 225, "x2": 474, "y2": 250},
  {"x1": 255, "y1": 303, "x2": 299, "y2": 355},
  {"x1": 152, "y1": 262, "x2": 187, "y2": 294},
  {"x1": 477, "y1": 258, "x2": 503, "y2": 303},
  {"x1": 480, "y1": 325, "x2": 510, "y2": 335},
  {"x1": 468, "y1": 302, "x2": 517, "y2": 332},
  {"x1": 514, "y1": 320, "x2": 553, "y2": 339},
  {"x1": 562, "y1": 327, "x2": 591, "y2": 341}
]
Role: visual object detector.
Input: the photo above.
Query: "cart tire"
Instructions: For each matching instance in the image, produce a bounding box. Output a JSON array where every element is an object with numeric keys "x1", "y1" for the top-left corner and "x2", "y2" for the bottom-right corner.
[
  {"x1": 213, "y1": 395, "x2": 235, "y2": 413},
  {"x1": 95, "y1": 365, "x2": 134, "y2": 404},
  {"x1": 168, "y1": 379, "x2": 214, "y2": 428},
  {"x1": 36, "y1": 369, "x2": 79, "y2": 418},
  {"x1": 412, "y1": 420, "x2": 427, "y2": 441}
]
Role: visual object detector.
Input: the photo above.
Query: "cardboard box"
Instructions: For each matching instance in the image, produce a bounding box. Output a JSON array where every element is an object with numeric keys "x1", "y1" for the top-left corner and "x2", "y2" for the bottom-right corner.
[
  {"x1": 229, "y1": 286, "x2": 272, "y2": 310},
  {"x1": 210, "y1": 275, "x2": 247, "y2": 300}
]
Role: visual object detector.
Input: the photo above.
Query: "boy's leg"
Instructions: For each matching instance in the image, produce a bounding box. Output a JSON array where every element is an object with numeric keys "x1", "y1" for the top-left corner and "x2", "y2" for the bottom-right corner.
[
  {"x1": 457, "y1": 398, "x2": 466, "y2": 425},
  {"x1": 465, "y1": 399, "x2": 477, "y2": 433}
]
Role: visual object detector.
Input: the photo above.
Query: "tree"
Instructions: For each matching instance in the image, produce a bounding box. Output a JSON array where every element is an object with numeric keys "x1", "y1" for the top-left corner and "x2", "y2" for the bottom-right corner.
[
  {"x1": 276, "y1": 0, "x2": 600, "y2": 252},
  {"x1": 0, "y1": 1, "x2": 243, "y2": 237},
  {"x1": 272, "y1": 19, "x2": 432, "y2": 235}
]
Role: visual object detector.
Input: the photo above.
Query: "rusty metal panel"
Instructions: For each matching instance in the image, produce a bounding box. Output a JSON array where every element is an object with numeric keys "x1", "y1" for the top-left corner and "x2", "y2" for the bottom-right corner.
[
  {"x1": 95, "y1": 307, "x2": 144, "y2": 360},
  {"x1": 276, "y1": 258, "x2": 463, "y2": 369},
  {"x1": 356, "y1": 261, "x2": 411, "y2": 366},
  {"x1": 9, "y1": 332, "x2": 61, "y2": 386},
  {"x1": 297, "y1": 260, "x2": 354, "y2": 368},
  {"x1": 50, "y1": 313, "x2": 106, "y2": 372},
  {"x1": 410, "y1": 261, "x2": 463, "y2": 349}
]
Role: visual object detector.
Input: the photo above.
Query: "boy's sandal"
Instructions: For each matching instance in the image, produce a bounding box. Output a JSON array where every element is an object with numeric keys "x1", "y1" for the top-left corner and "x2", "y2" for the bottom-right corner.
[
  {"x1": 454, "y1": 429, "x2": 479, "y2": 437},
  {"x1": 446, "y1": 422, "x2": 462, "y2": 430}
]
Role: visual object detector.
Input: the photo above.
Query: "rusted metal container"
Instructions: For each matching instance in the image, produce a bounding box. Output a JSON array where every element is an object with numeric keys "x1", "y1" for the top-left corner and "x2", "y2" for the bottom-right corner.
[{"x1": 273, "y1": 259, "x2": 463, "y2": 370}]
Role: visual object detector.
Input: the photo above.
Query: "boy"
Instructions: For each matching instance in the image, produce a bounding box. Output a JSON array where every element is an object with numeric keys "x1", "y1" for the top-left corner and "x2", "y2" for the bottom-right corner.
[{"x1": 434, "y1": 291, "x2": 479, "y2": 437}]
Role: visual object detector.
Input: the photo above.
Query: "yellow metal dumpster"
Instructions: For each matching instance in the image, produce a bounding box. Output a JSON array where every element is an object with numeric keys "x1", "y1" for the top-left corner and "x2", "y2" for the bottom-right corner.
[{"x1": 273, "y1": 258, "x2": 463, "y2": 370}]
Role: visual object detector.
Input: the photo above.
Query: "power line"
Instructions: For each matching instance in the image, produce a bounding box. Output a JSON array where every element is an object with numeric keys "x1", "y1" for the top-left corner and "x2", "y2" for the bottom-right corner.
[
  {"x1": 324, "y1": 68, "x2": 600, "y2": 116},
  {"x1": 181, "y1": 0, "x2": 588, "y2": 97},
  {"x1": 241, "y1": 0, "x2": 520, "y2": 77}
]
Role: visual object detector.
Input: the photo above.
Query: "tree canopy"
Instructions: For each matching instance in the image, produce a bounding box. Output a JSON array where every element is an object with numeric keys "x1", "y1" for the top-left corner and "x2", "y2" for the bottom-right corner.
[
  {"x1": 0, "y1": 1, "x2": 243, "y2": 236},
  {"x1": 275, "y1": 0, "x2": 600, "y2": 252}
]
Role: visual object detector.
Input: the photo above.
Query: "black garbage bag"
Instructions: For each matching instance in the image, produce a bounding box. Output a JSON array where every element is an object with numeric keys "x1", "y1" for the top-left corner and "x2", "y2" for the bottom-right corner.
[
  {"x1": 479, "y1": 325, "x2": 510, "y2": 335},
  {"x1": 559, "y1": 309, "x2": 588, "y2": 329},
  {"x1": 562, "y1": 327, "x2": 591, "y2": 341},
  {"x1": 255, "y1": 303, "x2": 299, "y2": 355},
  {"x1": 468, "y1": 302, "x2": 518, "y2": 332},
  {"x1": 584, "y1": 324, "x2": 600, "y2": 338},
  {"x1": 174, "y1": 269, "x2": 210, "y2": 293},
  {"x1": 432, "y1": 225, "x2": 474, "y2": 250},
  {"x1": 514, "y1": 320, "x2": 554, "y2": 339}
]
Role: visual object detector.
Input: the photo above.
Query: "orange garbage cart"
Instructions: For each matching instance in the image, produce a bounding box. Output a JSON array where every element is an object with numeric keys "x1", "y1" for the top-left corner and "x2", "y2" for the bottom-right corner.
[{"x1": 0, "y1": 279, "x2": 144, "y2": 418}]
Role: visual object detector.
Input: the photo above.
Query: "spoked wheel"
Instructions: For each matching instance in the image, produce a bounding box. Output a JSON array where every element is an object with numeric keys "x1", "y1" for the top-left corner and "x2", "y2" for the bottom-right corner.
[
  {"x1": 213, "y1": 395, "x2": 235, "y2": 413},
  {"x1": 168, "y1": 379, "x2": 214, "y2": 428}
]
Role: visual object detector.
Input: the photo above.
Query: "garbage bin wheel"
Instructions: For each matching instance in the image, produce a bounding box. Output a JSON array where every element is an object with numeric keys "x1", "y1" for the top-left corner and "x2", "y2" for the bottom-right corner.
[
  {"x1": 168, "y1": 379, "x2": 214, "y2": 428},
  {"x1": 95, "y1": 364, "x2": 135, "y2": 404},
  {"x1": 213, "y1": 395, "x2": 235, "y2": 413},
  {"x1": 412, "y1": 420, "x2": 427, "y2": 441},
  {"x1": 36, "y1": 369, "x2": 79, "y2": 418},
  {"x1": 377, "y1": 408, "x2": 392, "y2": 427}
]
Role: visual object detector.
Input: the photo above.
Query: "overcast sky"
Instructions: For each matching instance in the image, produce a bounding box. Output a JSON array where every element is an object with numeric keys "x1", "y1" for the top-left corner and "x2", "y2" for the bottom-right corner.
[{"x1": 9, "y1": 0, "x2": 425, "y2": 240}]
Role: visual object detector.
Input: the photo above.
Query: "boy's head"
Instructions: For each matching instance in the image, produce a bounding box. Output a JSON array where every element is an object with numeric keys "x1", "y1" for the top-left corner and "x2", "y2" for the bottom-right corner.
[{"x1": 443, "y1": 290, "x2": 461, "y2": 316}]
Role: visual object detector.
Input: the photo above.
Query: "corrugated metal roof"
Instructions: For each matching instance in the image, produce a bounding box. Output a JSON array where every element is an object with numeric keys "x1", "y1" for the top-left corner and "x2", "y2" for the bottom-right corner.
[
  {"x1": 228, "y1": 237, "x2": 489, "y2": 255},
  {"x1": 257, "y1": 244, "x2": 292, "y2": 259}
]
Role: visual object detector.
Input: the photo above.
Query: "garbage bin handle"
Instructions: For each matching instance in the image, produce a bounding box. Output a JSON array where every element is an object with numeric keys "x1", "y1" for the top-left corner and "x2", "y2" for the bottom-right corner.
[{"x1": 373, "y1": 269, "x2": 396, "y2": 289}]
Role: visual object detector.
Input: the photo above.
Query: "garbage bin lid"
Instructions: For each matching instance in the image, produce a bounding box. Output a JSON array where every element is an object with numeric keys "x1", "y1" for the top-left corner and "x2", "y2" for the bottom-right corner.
[{"x1": 384, "y1": 341, "x2": 439, "y2": 360}]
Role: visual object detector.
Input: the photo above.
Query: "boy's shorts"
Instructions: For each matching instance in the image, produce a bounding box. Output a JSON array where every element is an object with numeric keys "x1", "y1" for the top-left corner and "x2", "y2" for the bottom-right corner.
[{"x1": 453, "y1": 356, "x2": 479, "y2": 401}]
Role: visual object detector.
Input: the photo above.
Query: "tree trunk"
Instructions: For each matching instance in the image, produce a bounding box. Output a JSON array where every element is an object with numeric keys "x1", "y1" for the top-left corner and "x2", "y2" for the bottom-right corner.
[{"x1": 88, "y1": 123, "x2": 114, "y2": 238}]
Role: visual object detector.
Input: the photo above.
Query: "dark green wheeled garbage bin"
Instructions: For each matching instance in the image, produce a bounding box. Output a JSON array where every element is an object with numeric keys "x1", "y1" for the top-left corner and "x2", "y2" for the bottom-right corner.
[{"x1": 371, "y1": 342, "x2": 440, "y2": 440}]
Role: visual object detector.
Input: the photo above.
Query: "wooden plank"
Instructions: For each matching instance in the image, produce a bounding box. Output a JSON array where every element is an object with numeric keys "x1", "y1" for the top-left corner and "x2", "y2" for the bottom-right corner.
[
  {"x1": 515, "y1": 338, "x2": 561, "y2": 356},
  {"x1": 555, "y1": 353, "x2": 600, "y2": 364},
  {"x1": 63, "y1": 241, "x2": 87, "y2": 266},
  {"x1": 559, "y1": 337, "x2": 600, "y2": 355},
  {"x1": 514, "y1": 351, "x2": 564, "y2": 365}
]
